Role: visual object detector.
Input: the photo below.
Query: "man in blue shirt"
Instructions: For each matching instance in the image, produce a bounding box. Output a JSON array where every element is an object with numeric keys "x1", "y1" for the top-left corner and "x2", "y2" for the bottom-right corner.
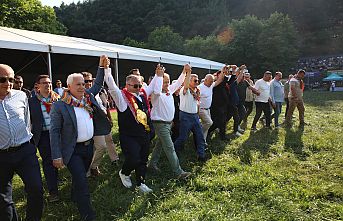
[
  {"x1": 0, "y1": 64, "x2": 43, "y2": 221},
  {"x1": 270, "y1": 71, "x2": 284, "y2": 128}
]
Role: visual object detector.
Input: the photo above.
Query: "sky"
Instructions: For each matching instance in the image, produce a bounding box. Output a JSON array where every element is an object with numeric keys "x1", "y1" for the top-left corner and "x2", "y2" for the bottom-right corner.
[{"x1": 40, "y1": 0, "x2": 85, "y2": 7}]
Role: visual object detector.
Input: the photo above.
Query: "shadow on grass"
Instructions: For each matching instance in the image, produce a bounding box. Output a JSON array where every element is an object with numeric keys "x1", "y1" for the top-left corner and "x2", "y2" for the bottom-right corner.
[
  {"x1": 284, "y1": 126, "x2": 308, "y2": 161},
  {"x1": 304, "y1": 91, "x2": 343, "y2": 107},
  {"x1": 237, "y1": 128, "x2": 279, "y2": 165}
]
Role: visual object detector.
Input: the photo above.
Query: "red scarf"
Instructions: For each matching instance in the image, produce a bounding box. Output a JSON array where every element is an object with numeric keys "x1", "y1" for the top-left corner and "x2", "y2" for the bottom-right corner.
[
  {"x1": 36, "y1": 91, "x2": 60, "y2": 113},
  {"x1": 121, "y1": 88, "x2": 150, "y2": 117}
]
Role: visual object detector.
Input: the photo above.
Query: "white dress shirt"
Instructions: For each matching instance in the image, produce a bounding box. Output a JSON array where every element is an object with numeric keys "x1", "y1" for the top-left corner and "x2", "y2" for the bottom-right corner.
[
  {"x1": 104, "y1": 68, "x2": 163, "y2": 112},
  {"x1": 72, "y1": 96, "x2": 94, "y2": 142},
  {"x1": 198, "y1": 82, "x2": 215, "y2": 109},
  {"x1": 151, "y1": 73, "x2": 185, "y2": 121}
]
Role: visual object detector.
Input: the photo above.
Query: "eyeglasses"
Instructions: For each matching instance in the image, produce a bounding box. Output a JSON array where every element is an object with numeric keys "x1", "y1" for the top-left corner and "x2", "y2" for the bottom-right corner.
[
  {"x1": 84, "y1": 80, "x2": 93, "y2": 83},
  {"x1": 0, "y1": 77, "x2": 15, "y2": 83},
  {"x1": 15, "y1": 81, "x2": 23, "y2": 84},
  {"x1": 39, "y1": 82, "x2": 52, "y2": 85},
  {"x1": 193, "y1": 79, "x2": 199, "y2": 83},
  {"x1": 128, "y1": 83, "x2": 142, "y2": 89}
]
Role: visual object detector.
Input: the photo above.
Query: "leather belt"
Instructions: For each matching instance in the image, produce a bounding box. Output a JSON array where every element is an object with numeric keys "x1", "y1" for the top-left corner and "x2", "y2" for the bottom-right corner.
[
  {"x1": 0, "y1": 141, "x2": 29, "y2": 153},
  {"x1": 152, "y1": 120, "x2": 172, "y2": 124},
  {"x1": 77, "y1": 139, "x2": 93, "y2": 146},
  {"x1": 200, "y1": 108, "x2": 210, "y2": 110}
]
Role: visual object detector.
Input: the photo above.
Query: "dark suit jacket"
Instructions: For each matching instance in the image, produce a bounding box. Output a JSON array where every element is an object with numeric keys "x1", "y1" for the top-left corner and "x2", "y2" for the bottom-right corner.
[
  {"x1": 49, "y1": 68, "x2": 111, "y2": 165},
  {"x1": 29, "y1": 95, "x2": 45, "y2": 146}
]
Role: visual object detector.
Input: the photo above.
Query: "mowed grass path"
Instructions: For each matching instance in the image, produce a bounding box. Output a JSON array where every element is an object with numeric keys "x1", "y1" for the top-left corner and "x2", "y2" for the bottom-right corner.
[{"x1": 14, "y1": 91, "x2": 343, "y2": 220}]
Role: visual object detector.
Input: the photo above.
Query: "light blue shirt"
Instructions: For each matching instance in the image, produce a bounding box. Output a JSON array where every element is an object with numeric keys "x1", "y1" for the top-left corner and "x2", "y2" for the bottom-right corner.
[
  {"x1": 270, "y1": 79, "x2": 284, "y2": 103},
  {"x1": 0, "y1": 90, "x2": 32, "y2": 149},
  {"x1": 40, "y1": 96, "x2": 51, "y2": 131}
]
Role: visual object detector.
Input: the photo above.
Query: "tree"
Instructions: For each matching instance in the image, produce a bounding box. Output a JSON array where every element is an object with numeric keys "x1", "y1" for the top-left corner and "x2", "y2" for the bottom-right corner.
[
  {"x1": 257, "y1": 12, "x2": 299, "y2": 74},
  {"x1": 0, "y1": 0, "x2": 66, "y2": 34},
  {"x1": 146, "y1": 26, "x2": 184, "y2": 54},
  {"x1": 184, "y1": 35, "x2": 222, "y2": 61}
]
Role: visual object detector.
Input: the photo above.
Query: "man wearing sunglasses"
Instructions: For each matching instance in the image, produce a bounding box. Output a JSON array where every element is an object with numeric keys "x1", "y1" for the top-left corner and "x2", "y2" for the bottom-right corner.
[
  {"x1": 0, "y1": 64, "x2": 44, "y2": 221},
  {"x1": 174, "y1": 69, "x2": 207, "y2": 162},
  {"x1": 104, "y1": 64, "x2": 164, "y2": 193},
  {"x1": 13, "y1": 75, "x2": 31, "y2": 98}
]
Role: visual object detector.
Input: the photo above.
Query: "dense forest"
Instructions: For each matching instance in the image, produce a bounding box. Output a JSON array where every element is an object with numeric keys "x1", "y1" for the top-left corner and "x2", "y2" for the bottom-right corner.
[{"x1": 0, "y1": 0, "x2": 342, "y2": 75}]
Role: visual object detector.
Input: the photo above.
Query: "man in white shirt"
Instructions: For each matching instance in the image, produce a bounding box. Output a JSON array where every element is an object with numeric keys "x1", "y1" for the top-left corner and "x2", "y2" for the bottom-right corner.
[
  {"x1": 104, "y1": 64, "x2": 164, "y2": 193},
  {"x1": 50, "y1": 56, "x2": 111, "y2": 221},
  {"x1": 148, "y1": 64, "x2": 192, "y2": 179},
  {"x1": 198, "y1": 69, "x2": 225, "y2": 142},
  {"x1": 174, "y1": 70, "x2": 207, "y2": 162},
  {"x1": 251, "y1": 71, "x2": 272, "y2": 131}
]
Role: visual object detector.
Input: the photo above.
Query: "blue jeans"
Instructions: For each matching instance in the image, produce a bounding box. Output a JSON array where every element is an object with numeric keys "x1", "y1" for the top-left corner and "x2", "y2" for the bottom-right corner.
[
  {"x1": 174, "y1": 111, "x2": 205, "y2": 158},
  {"x1": 274, "y1": 102, "x2": 282, "y2": 127}
]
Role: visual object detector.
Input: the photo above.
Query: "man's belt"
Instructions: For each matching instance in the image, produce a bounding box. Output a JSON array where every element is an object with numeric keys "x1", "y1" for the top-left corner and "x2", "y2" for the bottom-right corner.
[
  {"x1": 77, "y1": 139, "x2": 93, "y2": 146},
  {"x1": 0, "y1": 141, "x2": 29, "y2": 153},
  {"x1": 152, "y1": 120, "x2": 172, "y2": 124},
  {"x1": 200, "y1": 108, "x2": 210, "y2": 110}
]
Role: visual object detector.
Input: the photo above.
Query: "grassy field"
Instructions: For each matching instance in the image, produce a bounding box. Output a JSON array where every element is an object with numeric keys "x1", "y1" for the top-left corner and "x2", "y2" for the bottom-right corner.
[{"x1": 14, "y1": 91, "x2": 343, "y2": 220}]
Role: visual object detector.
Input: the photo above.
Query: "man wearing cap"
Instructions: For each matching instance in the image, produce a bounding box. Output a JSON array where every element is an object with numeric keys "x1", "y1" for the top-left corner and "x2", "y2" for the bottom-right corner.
[
  {"x1": 0, "y1": 64, "x2": 43, "y2": 221},
  {"x1": 285, "y1": 70, "x2": 306, "y2": 127},
  {"x1": 251, "y1": 71, "x2": 272, "y2": 131},
  {"x1": 49, "y1": 55, "x2": 110, "y2": 221}
]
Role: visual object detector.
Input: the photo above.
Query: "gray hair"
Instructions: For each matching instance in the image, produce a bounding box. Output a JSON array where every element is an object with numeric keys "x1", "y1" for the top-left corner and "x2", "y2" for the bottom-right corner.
[
  {"x1": 204, "y1": 74, "x2": 214, "y2": 80},
  {"x1": 126, "y1": 74, "x2": 140, "y2": 84},
  {"x1": 67, "y1": 73, "x2": 84, "y2": 85}
]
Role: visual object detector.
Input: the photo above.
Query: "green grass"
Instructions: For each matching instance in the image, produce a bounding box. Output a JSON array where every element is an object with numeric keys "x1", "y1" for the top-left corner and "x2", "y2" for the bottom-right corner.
[{"x1": 14, "y1": 91, "x2": 343, "y2": 220}]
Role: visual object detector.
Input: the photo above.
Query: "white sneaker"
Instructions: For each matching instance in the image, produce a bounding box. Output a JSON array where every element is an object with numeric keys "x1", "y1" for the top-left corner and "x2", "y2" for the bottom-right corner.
[
  {"x1": 119, "y1": 170, "x2": 132, "y2": 188},
  {"x1": 235, "y1": 131, "x2": 243, "y2": 137},
  {"x1": 138, "y1": 183, "x2": 153, "y2": 193},
  {"x1": 238, "y1": 126, "x2": 245, "y2": 133}
]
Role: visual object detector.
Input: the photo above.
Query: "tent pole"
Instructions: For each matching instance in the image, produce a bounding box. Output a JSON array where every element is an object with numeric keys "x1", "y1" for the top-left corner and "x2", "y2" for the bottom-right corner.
[
  {"x1": 47, "y1": 50, "x2": 52, "y2": 81},
  {"x1": 115, "y1": 57, "x2": 119, "y2": 85}
]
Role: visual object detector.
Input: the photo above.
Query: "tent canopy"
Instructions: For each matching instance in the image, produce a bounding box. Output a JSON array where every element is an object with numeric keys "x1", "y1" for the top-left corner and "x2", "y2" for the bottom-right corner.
[
  {"x1": 322, "y1": 73, "x2": 343, "y2": 81},
  {"x1": 0, "y1": 26, "x2": 224, "y2": 70}
]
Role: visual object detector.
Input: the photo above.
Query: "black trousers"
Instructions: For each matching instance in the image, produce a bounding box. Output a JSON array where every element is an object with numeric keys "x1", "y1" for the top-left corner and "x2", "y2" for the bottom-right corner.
[
  {"x1": 244, "y1": 101, "x2": 254, "y2": 120},
  {"x1": 284, "y1": 98, "x2": 289, "y2": 118},
  {"x1": 237, "y1": 102, "x2": 247, "y2": 125},
  {"x1": 37, "y1": 131, "x2": 58, "y2": 195},
  {"x1": 119, "y1": 134, "x2": 150, "y2": 186},
  {"x1": 252, "y1": 101, "x2": 271, "y2": 128},
  {"x1": 0, "y1": 142, "x2": 43, "y2": 221}
]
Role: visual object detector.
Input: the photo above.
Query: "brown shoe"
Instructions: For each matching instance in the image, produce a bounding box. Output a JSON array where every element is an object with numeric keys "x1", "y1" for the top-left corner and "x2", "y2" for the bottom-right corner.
[{"x1": 90, "y1": 167, "x2": 101, "y2": 177}]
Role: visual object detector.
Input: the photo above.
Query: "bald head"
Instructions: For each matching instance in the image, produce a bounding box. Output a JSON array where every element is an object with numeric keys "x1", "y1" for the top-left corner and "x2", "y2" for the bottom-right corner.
[
  {"x1": 204, "y1": 74, "x2": 214, "y2": 87},
  {"x1": 0, "y1": 64, "x2": 14, "y2": 77}
]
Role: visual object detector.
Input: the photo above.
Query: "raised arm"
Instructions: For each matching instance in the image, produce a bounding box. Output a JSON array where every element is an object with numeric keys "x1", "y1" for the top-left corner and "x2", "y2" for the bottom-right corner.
[
  {"x1": 169, "y1": 65, "x2": 187, "y2": 94},
  {"x1": 144, "y1": 64, "x2": 164, "y2": 96},
  {"x1": 104, "y1": 68, "x2": 128, "y2": 112},
  {"x1": 87, "y1": 55, "x2": 107, "y2": 96},
  {"x1": 182, "y1": 64, "x2": 192, "y2": 95}
]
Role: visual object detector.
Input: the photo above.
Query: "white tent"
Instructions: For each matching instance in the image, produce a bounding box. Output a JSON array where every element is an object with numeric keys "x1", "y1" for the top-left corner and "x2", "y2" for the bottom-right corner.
[{"x1": 0, "y1": 26, "x2": 225, "y2": 81}]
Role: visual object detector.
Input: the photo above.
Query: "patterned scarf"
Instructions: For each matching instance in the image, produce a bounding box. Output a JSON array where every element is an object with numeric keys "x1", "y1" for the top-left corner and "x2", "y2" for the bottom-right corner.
[
  {"x1": 36, "y1": 91, "x2": 60, "y2": 113},
  {"x1": 61, "y1": 90, "x2": 94, "y2": 118},
  {"x1": 121, "y1": 88, "x2": 151, "y2": 131},
  {"x1": 189, "y1": 87, "x2": 200, "y2": 101}
]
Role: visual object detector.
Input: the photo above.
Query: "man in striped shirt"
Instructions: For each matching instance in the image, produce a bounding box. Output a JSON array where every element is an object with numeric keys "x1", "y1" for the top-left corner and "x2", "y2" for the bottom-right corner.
[{"x1": 0, "y1": 64, "x2": 43, "y2": 221}]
